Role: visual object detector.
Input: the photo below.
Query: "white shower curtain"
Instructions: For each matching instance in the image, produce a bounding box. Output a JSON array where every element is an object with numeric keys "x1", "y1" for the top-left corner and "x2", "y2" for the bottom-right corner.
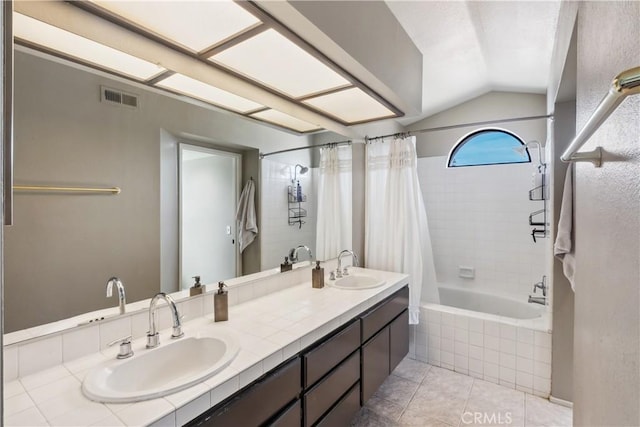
[
  {"x1": 365, "y1": 136, "x2": 438, "y2": 324},
  {"x1": 316, "y1": 145, "x2": 352, "y2": 260}
]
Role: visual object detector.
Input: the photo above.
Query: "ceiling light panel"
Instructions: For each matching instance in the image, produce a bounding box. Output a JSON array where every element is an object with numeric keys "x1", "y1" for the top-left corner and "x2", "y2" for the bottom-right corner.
[
  {"x1": 156, "y1": 73, "x2": 263, "y2": 113},
  {"x1": 251, "y1": 109, "x2": 321, "y2": 133},
  {"x1": 210, "y1": 29, "x2": 350, "y2": 98},
  {"x1": 304, "y1": 88, "x2": 395, "y2": 123},
  {"x1": 13, "y1": 13, "x2": 165, "y2": 80},
  {"x1": 92, "y1": 0, "x2": 260, "y2": 53}
]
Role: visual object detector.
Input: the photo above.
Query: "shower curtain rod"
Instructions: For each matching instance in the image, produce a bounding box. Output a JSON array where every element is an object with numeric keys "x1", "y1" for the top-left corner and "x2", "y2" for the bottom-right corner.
[
  {"x1": 365, "y1": 114, "x2": 554, "y2": 142},
  {"x1": 259, "y1": 139, "x2": 352, "y2": 158}
]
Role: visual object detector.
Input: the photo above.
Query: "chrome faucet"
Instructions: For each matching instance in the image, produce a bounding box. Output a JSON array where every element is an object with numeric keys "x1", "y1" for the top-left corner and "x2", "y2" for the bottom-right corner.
[
  {"x1": 533, "y1": 275, "x2": 547, "y2": 297},
  {"x1": 289, "y1": 245, "x2": 313, "y2": 263},
  {"x1": 146, "y1": 292, "x2": 184, "y2": 349},
  {"x1": 105, "y1": 277, "x2": 126, "y2": 315},
  {"x1": 528, "y1": 275, "x2": 547, "y2": 305},
  {"x1": 336, "y1": 249, "x2": 359, "y2": 279},
  {"x1": 528, "y1": 295, "x2": 547, "y2": 305}
]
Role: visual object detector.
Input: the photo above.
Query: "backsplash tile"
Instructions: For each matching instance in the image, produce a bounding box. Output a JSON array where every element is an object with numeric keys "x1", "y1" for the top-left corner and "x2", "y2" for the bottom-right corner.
[{"x1": 18, "y1": 335, "x2": 63, "y2": 377}]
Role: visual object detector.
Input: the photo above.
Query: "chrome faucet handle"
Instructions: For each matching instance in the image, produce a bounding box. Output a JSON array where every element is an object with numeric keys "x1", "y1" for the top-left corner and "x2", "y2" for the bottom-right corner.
[
  {"x1": 335, "y1": 268, "x2": 343, "y2": 279},
  {"x1": 329, "y1": 270, "x2": 336, "y2": 280},
  {"x1": 108, "y1": 335, "x2": 134, "y2": 359},
  {"x1": 146, "y1": 331, "x2": 160, "y2": 349},
  {"x1": 343, "y1": 267, "x2": 350, "y2": 276}
]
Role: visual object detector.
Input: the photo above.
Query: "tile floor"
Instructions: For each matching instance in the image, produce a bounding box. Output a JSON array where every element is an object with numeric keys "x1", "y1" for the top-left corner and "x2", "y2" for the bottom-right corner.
[{"x1": 352, "y1": 358, "x2": 572, "y2": 427}]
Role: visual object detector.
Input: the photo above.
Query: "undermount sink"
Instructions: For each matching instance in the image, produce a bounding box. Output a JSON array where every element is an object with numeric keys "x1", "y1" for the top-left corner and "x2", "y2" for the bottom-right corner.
[
  {"x1": 330, "y1": 274, "x2": 386, "y2": 290},
  {"x1": 82, "y1": 331, "x2": 239, "y2": 403}
]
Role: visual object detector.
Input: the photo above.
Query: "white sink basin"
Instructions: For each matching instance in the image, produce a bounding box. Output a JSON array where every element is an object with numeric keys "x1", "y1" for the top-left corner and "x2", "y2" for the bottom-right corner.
[
  {"x1": 331, "y1": 274, "x2": 386, "y2": 290},
  {"x1": 82, "y1": 332, "x2": 239, "y2": 403}
]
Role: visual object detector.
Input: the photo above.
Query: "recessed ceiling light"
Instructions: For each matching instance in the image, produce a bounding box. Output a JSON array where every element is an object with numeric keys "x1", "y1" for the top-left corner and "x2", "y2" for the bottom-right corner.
[
  {"x1": 251, "y1": 109, "x2": 321, "y2": 133},
  {"x1": 155, "y1": 73, "x2": 263, "y2": 113},
  {"x1": 13, "y1": 13, "x2": 165, "y2": 80},
  {"x1": 303, "y1": 88, "x2": 395, "y2": 123},
  {"x1": 91, "y1": 0, "x2": 261, "y2": 53},
  {"x1": 211, "y1": 29, "x2": 350, "y2": 98}
]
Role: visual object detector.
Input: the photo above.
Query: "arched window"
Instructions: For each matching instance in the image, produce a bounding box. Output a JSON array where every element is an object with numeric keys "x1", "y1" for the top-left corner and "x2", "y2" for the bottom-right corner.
[{"x1": 447, "y1": 128, "x2": 530, "y2": 167}]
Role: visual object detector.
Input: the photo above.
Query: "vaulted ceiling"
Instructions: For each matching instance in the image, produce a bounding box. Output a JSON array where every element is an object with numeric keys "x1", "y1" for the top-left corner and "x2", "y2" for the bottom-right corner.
[{"x1": 386, "y1": 1, "x2": 562, "y2": 124}]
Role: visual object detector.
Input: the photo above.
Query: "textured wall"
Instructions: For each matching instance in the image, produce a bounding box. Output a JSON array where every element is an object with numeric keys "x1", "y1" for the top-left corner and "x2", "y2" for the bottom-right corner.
[{"x1": 573, "y1": 2, "x2": 640, "y2": 425}]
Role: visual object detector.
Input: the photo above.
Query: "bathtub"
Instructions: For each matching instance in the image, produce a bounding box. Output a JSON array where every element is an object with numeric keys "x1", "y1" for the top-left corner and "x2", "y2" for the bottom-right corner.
[{"x1": 411, "y1": 285, "x2": 552, "y2": 398}]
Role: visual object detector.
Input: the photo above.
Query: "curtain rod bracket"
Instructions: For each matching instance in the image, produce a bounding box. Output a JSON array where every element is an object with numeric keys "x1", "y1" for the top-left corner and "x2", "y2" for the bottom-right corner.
[{"x1": 562, "y1": 147, "x2": 602, "y2": 167}]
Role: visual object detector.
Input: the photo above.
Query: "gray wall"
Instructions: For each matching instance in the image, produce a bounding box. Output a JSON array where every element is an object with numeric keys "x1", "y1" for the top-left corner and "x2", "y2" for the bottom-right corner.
[
  {"x1": 407, "y1": 92, "x2": 548, "y2": 158},
  {"x1": 572, "y1": 2, "x2": 640, "y2": 425},
  {"x1": 550, "y1": 100, "x2": 575, "y2": 402},
  {"x1": 5, "y1": 51, "x2": 310, "y2": 332}
]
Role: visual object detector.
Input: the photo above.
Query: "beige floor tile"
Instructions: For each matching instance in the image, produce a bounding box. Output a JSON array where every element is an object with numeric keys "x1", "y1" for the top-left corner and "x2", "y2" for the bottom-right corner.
[
  {"x1": 373, "y1": 374, "x2": 420, "y2": 407},
  {"x1": 392, "y1": 357, "x2": 432, "y2": 384},
  {"x1": 421, "y1": 366, "x2": 475, "y2": 397},
  {"x1": 524, "y1": 394, "x2": 572, "y2": 427},
  {"x1": 365, "y1": 395, "x2": 406, "y2": 422},
  {"x1": 351, "y1": 406, "x2": 400, "y2": 427},
  {"x1": 464, "y1": 379, "x2": 525, "y2": 426}
]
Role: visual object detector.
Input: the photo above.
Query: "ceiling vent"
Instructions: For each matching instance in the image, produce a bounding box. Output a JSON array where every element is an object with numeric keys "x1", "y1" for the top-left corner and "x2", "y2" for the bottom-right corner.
[{"x1": 100, "y1": 86, "x2": 139, "y2": 109}]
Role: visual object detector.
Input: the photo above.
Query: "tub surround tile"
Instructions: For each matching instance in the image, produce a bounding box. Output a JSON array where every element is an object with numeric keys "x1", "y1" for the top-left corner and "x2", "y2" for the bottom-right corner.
[
  {"x1": 534, "y1": 331, "x2": 552, "y2": 348},
  {"x1": 517, "y1": 327, "x2": 535, "y2": 344}
]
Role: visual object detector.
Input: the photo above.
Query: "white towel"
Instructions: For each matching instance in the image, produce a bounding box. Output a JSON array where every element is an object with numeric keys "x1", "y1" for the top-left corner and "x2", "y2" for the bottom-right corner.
[
  {"x1": 236, "y1": 179, "x2": 258, "y2": 253},
  {"x1": 554, "y1": 165, "x2": 576, "y2": 291}
]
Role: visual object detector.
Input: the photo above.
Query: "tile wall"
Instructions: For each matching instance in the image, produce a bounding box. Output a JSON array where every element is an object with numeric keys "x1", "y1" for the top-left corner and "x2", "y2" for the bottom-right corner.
[
  {"x1": 417, "y1": 156, "x2": 547, "y2": 299},
  {"x1": 410, "y1": 306, "x2": 552, "y2": 398},
  {"x1": 260, "y1": 159, "x2": 317, "y2": 270}
]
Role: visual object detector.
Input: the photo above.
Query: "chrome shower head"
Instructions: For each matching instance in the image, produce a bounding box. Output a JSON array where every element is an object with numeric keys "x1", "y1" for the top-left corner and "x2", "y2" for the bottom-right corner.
[
  {"x1": 293, "y1": 164, "x2": 308, "y2": 182},
  {"x1": 513, "y1": 141, "x2": 544, "y2": 168}
]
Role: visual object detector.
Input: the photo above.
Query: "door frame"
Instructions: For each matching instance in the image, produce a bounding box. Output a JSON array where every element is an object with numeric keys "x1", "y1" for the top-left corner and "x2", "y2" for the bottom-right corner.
[{"x1": 178, "y1": 143, "x2": 242, "y2": 288}]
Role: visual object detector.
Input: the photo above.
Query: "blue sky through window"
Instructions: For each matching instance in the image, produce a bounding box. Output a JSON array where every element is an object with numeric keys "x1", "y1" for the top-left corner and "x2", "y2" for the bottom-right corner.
[{"x1": 448, "y1": 129, "x2": 530, "y2": 167}]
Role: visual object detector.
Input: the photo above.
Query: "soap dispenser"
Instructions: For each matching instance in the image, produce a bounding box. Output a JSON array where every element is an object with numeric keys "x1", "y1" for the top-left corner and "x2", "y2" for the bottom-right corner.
[
  {"x1": 190, "y1": 276, "x2": 203, "y2": 296},
  {"x1": 312, "y1": 261, "x2": 324, "y2": 289},
  {"x1": 214, "y1": 282, "x2": 228, "y2": 322},
  {"x1": 281, "y1": 256, "x2": 292, "y2": 272}
]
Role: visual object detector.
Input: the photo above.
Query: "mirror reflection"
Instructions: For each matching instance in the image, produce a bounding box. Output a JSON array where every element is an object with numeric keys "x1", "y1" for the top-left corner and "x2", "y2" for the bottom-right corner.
[{"x1": 5, "y1": 48, "x2": 350, "y2": 334}]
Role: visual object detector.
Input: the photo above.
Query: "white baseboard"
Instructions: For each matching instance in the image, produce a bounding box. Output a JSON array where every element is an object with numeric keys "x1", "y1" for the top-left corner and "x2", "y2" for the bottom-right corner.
[{"x1": 549, "y1": 395, "x2": 573, "y2": 408}]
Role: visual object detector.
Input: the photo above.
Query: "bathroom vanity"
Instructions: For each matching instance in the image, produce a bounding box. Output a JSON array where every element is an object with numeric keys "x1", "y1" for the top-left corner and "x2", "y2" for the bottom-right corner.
[
  {"x1": 189, "y1": 287, "x2": 409, "y2": 426},
  {"x1": 2, "y1": 266, "x2": 409, "y2": 427}
]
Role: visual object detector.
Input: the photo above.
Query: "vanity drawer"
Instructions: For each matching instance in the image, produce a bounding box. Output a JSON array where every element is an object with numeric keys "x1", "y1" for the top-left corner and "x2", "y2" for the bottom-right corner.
[
  {"x1": 316, "y1": 382, "x2": 361, "y2": 427},
  {"x1": 361, "y1": 286, "x2": 409, "y2": 343},
  {"x1": 198, "y1": 357, "x2": 301, "y2": 427},
  {"x1": 303, "y1": 350, "x2": 360, "y2": 427},
  {"x1": 268, "y1": 399, "x2": 301, "y2": 427},
  {"x1": 303, "y1": 320, "x2": 360, "y2": 388}
]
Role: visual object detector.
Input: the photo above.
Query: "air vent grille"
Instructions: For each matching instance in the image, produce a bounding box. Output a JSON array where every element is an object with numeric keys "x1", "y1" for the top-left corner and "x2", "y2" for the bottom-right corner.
[{"x1": 101, "y1": 86, "x2": 139, "y2": 109}]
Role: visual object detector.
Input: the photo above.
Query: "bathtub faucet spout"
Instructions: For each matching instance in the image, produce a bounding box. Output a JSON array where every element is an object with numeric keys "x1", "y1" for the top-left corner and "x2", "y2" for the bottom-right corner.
[{"x1": 528, "y1": 295, "x2": 547, "y2": 306}]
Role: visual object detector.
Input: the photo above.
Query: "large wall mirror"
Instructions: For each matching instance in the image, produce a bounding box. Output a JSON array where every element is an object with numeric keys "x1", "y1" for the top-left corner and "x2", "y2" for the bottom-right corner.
[{"x1": 5, "y1": 47, "x2": 352, "y2": 335}]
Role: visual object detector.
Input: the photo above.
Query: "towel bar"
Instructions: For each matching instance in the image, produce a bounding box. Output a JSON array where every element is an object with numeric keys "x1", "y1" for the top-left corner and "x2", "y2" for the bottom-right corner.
[{"x1": 561, "y1": 66, "x2": 640, "y2": 167}]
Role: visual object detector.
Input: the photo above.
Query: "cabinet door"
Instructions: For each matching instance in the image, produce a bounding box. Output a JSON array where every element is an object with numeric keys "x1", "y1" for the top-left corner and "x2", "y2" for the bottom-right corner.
[
  {"x1": 316, "y1": 383, "x2": 361, "y2": 427},
  {"x1": 269, "y1": 399, "x2": 301, "y2": 427},
  {"x1": 361, "y1": 287, "x2": 409, "y2": 343},
  {"x1": 361, "y1": 326, "x2": 390, "y2": 404},
  {"x1": 389, "y1": 309, "x2": 409, "y2": 373}
]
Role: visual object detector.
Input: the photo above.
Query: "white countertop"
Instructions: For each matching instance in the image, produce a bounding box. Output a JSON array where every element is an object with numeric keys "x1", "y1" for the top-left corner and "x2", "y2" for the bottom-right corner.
[{"x1": 4, "y1": 267, "x2": 409, "y2": 427}]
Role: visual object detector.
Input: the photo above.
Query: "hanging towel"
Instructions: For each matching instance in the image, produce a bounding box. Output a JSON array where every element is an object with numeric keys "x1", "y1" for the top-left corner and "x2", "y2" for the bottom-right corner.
[
  {"x1": 236, "y1": 179, "x2": 258, "y2": 253},
  {"x1": 554, "y1": 165, "x2": 576, "y2": 291}
]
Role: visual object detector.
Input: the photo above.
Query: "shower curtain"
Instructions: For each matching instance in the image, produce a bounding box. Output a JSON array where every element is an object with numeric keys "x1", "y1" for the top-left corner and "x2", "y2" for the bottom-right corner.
[
  {"x1": 316, "y1": 145, "x2": 352, "y2": 260},
  {"x1": 365, "y1": 135, "x2": 438, "y2": 324}
]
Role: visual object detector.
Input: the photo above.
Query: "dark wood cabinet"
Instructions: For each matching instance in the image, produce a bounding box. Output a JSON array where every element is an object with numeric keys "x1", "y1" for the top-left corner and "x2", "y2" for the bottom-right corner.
[{"x1": 188, "y1": 285, "x2": 409, "y2": 427}]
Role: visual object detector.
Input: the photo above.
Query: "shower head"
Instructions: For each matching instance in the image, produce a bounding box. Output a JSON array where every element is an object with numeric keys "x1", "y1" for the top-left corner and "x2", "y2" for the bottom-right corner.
[
  {"x1": 293, "y1": 164, "x2": 308, "y2": 182},
  {"x1": 513, "y1": 141, "x2": 545, "y2": 168}
]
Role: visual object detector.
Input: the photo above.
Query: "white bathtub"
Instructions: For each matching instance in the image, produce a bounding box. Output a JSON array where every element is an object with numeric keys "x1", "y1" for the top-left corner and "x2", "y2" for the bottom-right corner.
[
  {"x1": 412, "y1": 285, "x2": 552, "y2": 398},
  {"x1": 438, "y1": 286, "x2": 543, "y2": 320}
]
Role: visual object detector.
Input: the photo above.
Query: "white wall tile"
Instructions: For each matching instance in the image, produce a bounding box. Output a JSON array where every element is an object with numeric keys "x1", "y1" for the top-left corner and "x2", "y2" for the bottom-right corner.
[
  {"x1": 441, "y1": 325, "x2": 454, "y2": 340},
  {"x1": 454, "y1": 341, "x2": 468, "y2": 357},
  {"x1": 469, "y1": 332, "x2": 483, "y2": 347},
  {"x1": 499, "y1": 366, "x2": 516, "y2": 383},
  {"x1": 499, "y1": 353, "x2": 516, "y2": 370},
  {"x1": 517, "y1": 328, "x2": 534, "y2": 343},
  {"x1": 18, "y1": 336, "x2": 63, "y2": 377},
  {"x1": 63, "y1": 326, "x2": 100, "y2": 362},
  {"x1": 469, "y1": 319, "x2": 484, "y2": 333},
  {"x1": 500, "y1": 324, "x2": 517, "y2": 340},
  {"x1": 484, "y1": 321, "x2": 500, "y2": 337},
  {"x1": 484, "y1": 335, "x2": 500, "y2": 351},
  {"x1": 534, "y1": 361, "x2": 551, "y2": 379},
  {"x1": 516, "y1": 356, "x2": 534, "y2": 374},
  {"x1": 441, "y1": 350, "x2": 454, "y2": 368},
  {"x1": 455, "y1": 315, "x2": 469, "y2": 330},
  {"x1": 469, "y1": 345, "x2": 483, "y2": 361},
  {"x1": 428, "y1": 322, "x2": 441, "y2": 338},
  {"x1": 516, "y1": 341, "x2": 534, "y2": 359},
  {"x1": 533, "y1": 376, "x2": 551, "y2": 395},
  {"x1": 4, "y1": 345, "x2": 19, "y2": 382},
  {"x1": 499, "y1": 338, "x2": 516, "y2": 355},
  {"x1": 441, "y1": 312, "x2": 455, "y2": 327},
  {"x1": 534, "y1": 331, "x2": 552, "y2": 348},
  {"x1": 534, "y1": 345, "x2": 552, "y2": 364},
  {"x1": 441, "y1": 338, "x2": 454, "y2": 353},
  {"x1": 454, "y1": 328, "x2": 469, "y2": 343},
  {"x1": 484, "y1": 362, "x2": 499, "y2": 379}
]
